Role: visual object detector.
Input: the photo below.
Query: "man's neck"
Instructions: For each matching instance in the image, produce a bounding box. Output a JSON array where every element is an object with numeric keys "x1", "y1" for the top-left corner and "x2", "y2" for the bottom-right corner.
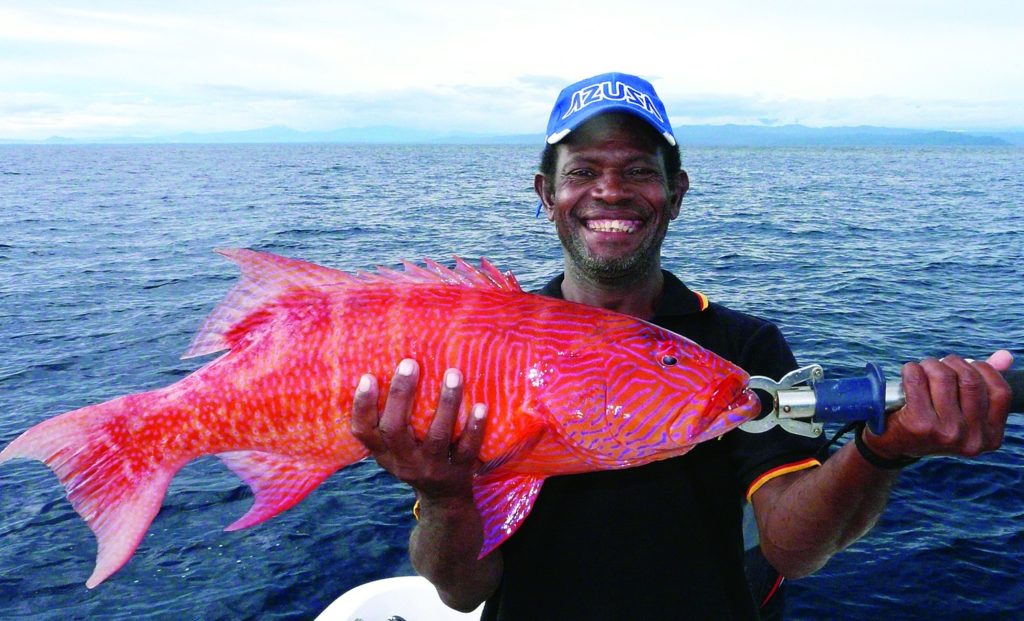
[{"x1": 560, "y1": 264, "x2": 665, "y2": 320}]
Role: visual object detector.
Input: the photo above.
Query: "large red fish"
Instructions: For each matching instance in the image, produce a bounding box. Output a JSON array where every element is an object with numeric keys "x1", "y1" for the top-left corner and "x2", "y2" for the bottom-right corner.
[{"x1": 0, "y1": 249, "x2": 760, "y2": 588}]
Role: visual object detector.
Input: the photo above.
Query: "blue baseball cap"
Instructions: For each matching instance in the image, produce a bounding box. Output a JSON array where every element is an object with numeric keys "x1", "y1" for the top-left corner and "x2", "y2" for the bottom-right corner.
[{"x1": 544, "y1": 72, "x2": 676, "y2": 147}]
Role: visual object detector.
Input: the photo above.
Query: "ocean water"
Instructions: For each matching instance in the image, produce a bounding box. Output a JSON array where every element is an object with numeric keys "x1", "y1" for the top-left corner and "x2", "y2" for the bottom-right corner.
[{"x1": 0, "y1": 143, "x2": 1021, "y2": 620}]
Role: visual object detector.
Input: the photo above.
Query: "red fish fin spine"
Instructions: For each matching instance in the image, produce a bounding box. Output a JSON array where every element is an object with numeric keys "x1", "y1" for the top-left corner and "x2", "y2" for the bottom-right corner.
[
  {"x1": 452, "y1": 257, "x2": 494, "y2": 287},
  {"x1": 218, "y1": 450, "x2": 345, "y2": 531},
  {"x1": 471, "y1": 473, "x2": 545, "y2": 558},
  {"x1": 451, "y1": 256, "x2": 518, "y2": 291},
  {"x1": 422, "y1": 258, "x2": 464, "y2": 285},
  {"x1": 0, "y1": 395, "x2": 185, "y2": 588},
  {"x1": 399, "y1": 260, "x2": 440, "y2": 282},
  {"x1": 479, "y1": 258, "x2": 522, "y2": 291},
  {"x1": 394, "y1": 256, "x2": 523, "y2": 292},
  {"x1": 183, "y1": 248, "x2": 356, "y2": 359}
]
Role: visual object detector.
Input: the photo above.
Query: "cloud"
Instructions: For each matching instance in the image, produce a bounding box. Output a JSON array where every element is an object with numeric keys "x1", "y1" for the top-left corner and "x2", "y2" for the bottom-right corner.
[
  {"x1": 515, "y1": 75, "x2": 576, "y2": 91},
  {"x1": 1, "y1": 2, "x2": 1023, "y2": 138}
]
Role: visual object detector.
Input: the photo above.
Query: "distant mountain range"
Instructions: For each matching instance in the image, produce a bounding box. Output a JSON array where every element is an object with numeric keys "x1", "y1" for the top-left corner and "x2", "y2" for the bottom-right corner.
[{"x1": 3, "y1": 124, "x2": 1022, "y2": 147}]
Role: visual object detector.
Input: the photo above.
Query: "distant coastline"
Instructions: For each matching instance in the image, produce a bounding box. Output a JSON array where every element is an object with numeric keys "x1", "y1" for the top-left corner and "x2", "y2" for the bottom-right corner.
[{"x1": 2, "y1": 124, "x2": 1020, "y2": 147}]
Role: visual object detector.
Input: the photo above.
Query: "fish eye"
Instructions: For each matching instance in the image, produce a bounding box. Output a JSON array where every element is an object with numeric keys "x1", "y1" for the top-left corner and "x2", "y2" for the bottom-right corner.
[{"x1": 661, "y1": 355, "x2": 678, "y2": 366}]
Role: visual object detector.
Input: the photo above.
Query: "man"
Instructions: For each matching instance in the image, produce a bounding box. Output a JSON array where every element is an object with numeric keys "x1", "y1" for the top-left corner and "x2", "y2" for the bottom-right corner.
[{"x1": 350, "y1": 72, "x2": 1013, "y2": 619}]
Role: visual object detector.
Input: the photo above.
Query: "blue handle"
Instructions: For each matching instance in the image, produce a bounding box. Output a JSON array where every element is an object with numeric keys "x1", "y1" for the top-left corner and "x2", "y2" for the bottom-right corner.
[{"x1": 812, "y1": 363, "x2": 888, "y2": 435}]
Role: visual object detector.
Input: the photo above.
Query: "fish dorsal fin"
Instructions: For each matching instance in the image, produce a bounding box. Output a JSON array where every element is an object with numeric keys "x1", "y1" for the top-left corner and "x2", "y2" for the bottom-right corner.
[
  {"x1": 182, "y1": 249, "x2": 358, "y2": 358},
  {"x1": 184, "y1": 249, "x2": 522, "y2": 359}
]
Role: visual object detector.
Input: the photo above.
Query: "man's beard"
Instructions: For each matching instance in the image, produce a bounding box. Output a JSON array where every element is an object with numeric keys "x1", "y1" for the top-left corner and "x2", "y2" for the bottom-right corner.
[{"x1": 557, "y1": 217, "x2": 668, "y2": 286}]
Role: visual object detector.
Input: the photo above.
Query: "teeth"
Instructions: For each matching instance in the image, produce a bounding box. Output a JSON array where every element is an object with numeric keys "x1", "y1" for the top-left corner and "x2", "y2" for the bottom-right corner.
[{"x1": 586, "y1": 219, "x2": 639, "y2": 233}]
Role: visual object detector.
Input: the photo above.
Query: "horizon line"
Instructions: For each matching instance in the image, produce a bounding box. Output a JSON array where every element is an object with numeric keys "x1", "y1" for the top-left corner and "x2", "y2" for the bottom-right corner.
[{"x1": 2, "y1": 122, "x2": 1022, "y2": 147}]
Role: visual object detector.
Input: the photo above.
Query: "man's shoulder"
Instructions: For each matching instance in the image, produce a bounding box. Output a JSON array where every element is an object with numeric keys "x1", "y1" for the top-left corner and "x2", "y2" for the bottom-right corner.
[
  {"x1": 655, "y1": 276, "x2": 793, "y2": 373},
  {"x1": 658, "y1": 270, "x2": 780, "y2": 335},
  {"x1": 700, "y1": 300, "x2": 781, "y2": 336}
]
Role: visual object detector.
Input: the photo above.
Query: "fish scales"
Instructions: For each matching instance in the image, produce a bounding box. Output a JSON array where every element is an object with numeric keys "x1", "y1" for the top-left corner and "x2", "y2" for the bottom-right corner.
[{"x1": 0, "y1": 249, "x2": 761, "y2": 587}]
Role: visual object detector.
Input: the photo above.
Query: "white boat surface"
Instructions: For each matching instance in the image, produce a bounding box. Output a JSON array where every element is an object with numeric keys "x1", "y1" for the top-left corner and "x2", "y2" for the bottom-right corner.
[{"x1": 316, "y1": 575, "x2": 484, "y2": 621}]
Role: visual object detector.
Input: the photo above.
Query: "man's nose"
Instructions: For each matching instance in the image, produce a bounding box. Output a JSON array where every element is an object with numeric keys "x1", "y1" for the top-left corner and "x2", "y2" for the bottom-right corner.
[{"x1": 592, "y1": 172, "x2": 631, "y2": 203}]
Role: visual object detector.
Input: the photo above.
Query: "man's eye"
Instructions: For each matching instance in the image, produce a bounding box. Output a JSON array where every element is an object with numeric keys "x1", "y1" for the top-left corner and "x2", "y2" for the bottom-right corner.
[{"x1": 566, "y1": 169, "x2": 595, "y2": 179}]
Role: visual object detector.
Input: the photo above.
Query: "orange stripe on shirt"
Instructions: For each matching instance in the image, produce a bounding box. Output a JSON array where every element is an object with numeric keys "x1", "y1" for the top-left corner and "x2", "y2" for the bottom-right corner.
[
  {"x1": 745, "y1": 458, "x2": 821, "y2": 502},
  {"x1": 694, "y1": 290, "x2": 709, "y2": 311}
]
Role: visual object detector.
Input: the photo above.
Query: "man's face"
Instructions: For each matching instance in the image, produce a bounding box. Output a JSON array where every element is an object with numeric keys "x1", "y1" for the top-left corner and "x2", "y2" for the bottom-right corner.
[{"x1": 538, "y1": 114, "x2": 686, "y2": 284}]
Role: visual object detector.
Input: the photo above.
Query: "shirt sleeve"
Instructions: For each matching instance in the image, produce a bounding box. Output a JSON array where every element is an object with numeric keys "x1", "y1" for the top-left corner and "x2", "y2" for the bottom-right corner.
[{"x1": 726, "y1": 320, "x2": 825, "y2": 500}]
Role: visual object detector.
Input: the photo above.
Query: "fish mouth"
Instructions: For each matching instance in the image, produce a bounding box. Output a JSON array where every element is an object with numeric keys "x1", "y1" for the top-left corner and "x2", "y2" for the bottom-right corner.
[
  {"x1": 706, "y1": 374, "x2": 760, "y2": 422},
  {"x1": 664, "y1": 374, "x2": 760, "y2": 447}
]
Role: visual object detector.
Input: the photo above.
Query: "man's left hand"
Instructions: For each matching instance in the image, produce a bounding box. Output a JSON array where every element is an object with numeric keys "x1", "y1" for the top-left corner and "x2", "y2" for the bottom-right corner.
[{"x1": 861, "y1": 351, "x2": 1013, "y2": 461}]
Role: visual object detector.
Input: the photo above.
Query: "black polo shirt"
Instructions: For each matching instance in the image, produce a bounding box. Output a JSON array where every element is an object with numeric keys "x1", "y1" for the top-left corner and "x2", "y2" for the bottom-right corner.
[{"x1": 481, "y1": 271, "x2": 822, "y2": 621}]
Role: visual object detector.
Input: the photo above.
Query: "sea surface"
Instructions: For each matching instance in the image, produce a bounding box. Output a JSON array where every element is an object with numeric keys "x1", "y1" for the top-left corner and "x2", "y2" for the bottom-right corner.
[{"x1": 0, "y1": 143, "x2": 1021, "y2": 620}]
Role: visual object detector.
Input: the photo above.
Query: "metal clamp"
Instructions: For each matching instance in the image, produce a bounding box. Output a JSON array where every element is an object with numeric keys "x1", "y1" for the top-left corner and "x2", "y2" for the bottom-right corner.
[{"x1": 739, "y1": 364, "x2": 825, "y2": 437}]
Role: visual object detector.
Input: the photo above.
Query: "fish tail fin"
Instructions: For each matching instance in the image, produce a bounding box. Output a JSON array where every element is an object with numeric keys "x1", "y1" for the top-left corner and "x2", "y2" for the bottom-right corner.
[{"x1": 0, "y1": 394, "x2": 181, "y2": 588}]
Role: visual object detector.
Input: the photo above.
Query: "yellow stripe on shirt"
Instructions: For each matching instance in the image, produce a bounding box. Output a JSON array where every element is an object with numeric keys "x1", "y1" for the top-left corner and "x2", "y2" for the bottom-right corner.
[{"x1": 745, "y1": 458, "x2": 821, "y2": 502}]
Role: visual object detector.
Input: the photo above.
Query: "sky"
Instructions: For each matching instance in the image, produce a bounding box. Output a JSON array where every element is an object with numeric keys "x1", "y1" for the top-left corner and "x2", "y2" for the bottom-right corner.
[{"x1": 2, "y1": 0, "x2": 1023, "y2": 140}]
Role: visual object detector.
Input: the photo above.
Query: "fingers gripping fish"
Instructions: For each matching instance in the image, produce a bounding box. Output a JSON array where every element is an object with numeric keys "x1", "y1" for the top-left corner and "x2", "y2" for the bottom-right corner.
[{"x1": 0, "y1": 249, "x2": 760, "y2": 587}]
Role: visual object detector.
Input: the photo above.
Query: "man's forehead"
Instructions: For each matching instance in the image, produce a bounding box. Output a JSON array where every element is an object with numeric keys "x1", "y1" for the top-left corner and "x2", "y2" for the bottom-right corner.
[
  {"x1": 558, "y1": 115, "x2": 664, "y2": 162},
  {"x1": 561, "y1": 113, "x2": 663, "y2": 151}
]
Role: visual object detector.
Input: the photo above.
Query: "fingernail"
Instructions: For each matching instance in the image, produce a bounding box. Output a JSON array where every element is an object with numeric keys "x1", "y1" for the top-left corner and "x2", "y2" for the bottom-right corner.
[
  {"x1": 445, "y1": 369, "x2": 461, "y2": 389},
  {"x1": 357, "y1": 375, "x2": 372, "y2": 393},
  {"x1": 473, "y1": 404, "x2": 487, "y2": 420},
  {"x1": 398, "y1": 359, "x2": 416, "y2": 376}
]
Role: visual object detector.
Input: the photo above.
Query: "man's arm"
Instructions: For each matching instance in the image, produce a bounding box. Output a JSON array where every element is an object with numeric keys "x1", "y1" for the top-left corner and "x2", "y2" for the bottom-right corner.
[
  {"x1": 350, "y1": 360, "x2": 502, "y2": 611},
  {"x1": 752, "y1": 352, "x2": 1013, "y2": 578}
]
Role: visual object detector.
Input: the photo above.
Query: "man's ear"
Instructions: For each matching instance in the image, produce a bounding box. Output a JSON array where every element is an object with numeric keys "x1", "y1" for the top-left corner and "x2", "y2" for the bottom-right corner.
[
  {"x1": 669, "y1": 170, "x2": 689, "y2": 220},
  {"x1": 534, "y1": 173, "x2": 555, "y2": 220}
]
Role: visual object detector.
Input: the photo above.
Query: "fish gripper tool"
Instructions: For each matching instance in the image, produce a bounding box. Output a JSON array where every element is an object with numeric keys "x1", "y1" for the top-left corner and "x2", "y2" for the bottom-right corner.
[
  {"x1": 741, "y1": 363, "x2": 904, "y2": 438},
  {"x1": 739, "y1": 363, "x2": 1024, "y2": 438}
]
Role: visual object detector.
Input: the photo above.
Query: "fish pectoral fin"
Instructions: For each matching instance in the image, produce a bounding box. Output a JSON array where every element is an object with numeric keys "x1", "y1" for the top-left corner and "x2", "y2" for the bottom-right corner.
[
  {"x1": 536, "y1": 376, "x2": 611, "y2": 454},
  {"x1": 476, "y1": 423, "x2": 547, "y2": 476},
  {"x1": 471, "y1": 472, "x2": 545, "y2": 558},
  {"x1": 217, "y1": 451, "x2": 339, "y2": 531}
]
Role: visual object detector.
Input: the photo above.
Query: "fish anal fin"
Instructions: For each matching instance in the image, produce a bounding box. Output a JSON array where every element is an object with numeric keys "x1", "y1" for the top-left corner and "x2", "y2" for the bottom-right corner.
[
  {"x1": 472, "y1": 472, "x2": 545, "y2": 558},
  {"x1": 218, "y1": 450, "x2": 338, "y2": 531}
]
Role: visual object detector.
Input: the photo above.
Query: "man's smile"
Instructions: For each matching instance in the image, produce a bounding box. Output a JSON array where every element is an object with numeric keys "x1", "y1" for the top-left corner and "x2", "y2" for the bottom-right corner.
[{"x1": 582, "y1": 218, "x2": 643, "y2": 234}]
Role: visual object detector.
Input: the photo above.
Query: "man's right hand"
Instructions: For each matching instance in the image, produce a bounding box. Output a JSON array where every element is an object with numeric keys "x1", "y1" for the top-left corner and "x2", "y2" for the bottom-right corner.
[
  {"x1": 350, "y1": 359, "x2": 488, "y2": 500},
  {"x1": 349, "y1": 359, "x2": 501, "y2": 611}
]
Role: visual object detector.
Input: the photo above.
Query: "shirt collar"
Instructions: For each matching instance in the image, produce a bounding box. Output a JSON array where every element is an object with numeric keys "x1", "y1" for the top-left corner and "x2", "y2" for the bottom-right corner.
[{"x1": 536, "y1": 270, "x2": 706, "y2": 319}]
